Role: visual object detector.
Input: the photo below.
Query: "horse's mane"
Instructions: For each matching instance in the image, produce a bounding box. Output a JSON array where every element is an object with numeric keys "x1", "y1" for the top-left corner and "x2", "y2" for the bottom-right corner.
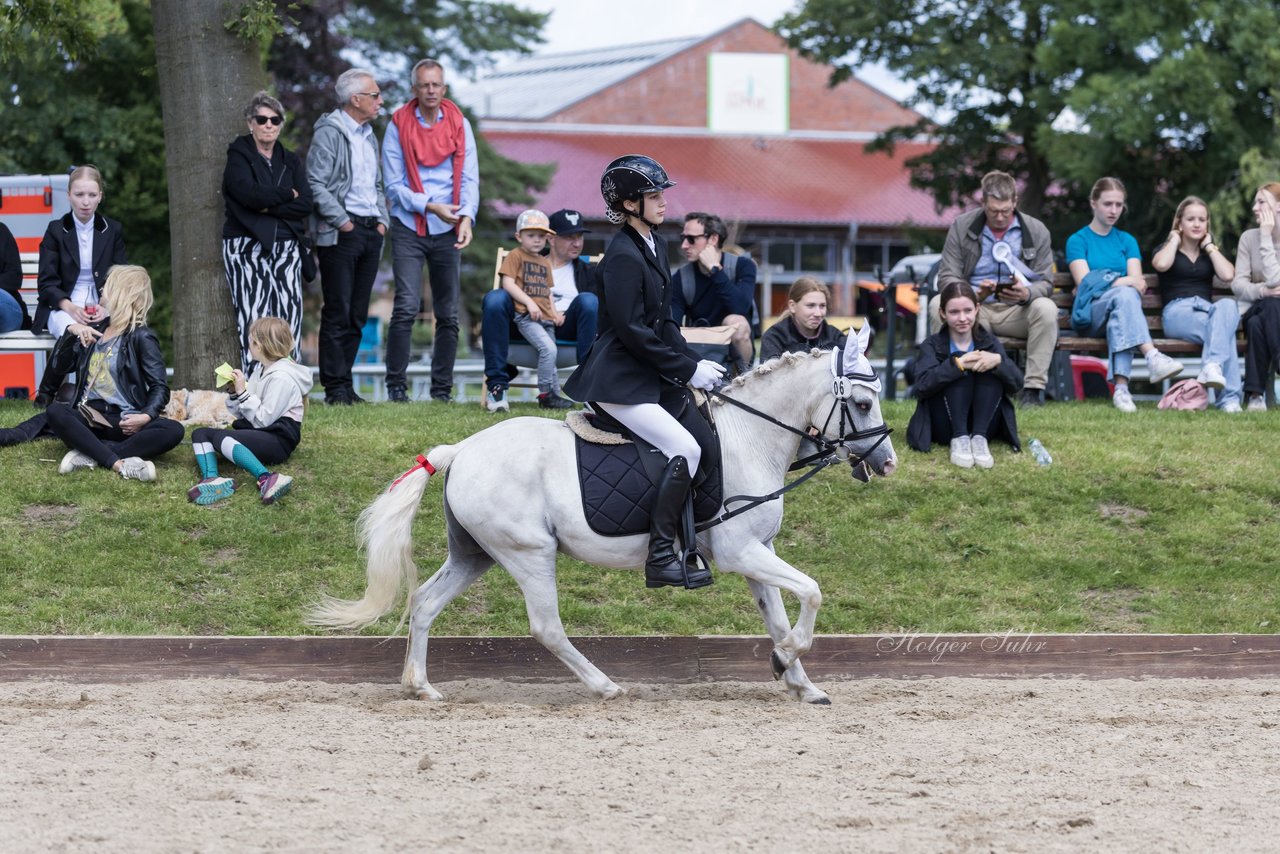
[{"x1": 709, "y1": 348, "x2": 831, "y2": 406}]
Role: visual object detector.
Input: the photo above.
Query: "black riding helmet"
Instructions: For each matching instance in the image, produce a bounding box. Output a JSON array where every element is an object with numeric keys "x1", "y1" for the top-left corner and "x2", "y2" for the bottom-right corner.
[{"x1": 600, "y1": 154, "x2": 676, "y2": 226}]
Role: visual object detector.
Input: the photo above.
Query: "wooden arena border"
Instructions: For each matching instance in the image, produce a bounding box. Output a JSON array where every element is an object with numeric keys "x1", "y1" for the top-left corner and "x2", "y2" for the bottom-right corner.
[{"x1": 4, "y1": 634, "x2": 1280, "y2": 683}]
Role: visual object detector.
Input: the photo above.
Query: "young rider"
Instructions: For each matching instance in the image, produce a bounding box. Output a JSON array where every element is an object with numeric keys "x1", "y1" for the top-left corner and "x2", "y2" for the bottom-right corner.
[{"x1": 563, "y1": 155, "x2": 726, "y2": 589}]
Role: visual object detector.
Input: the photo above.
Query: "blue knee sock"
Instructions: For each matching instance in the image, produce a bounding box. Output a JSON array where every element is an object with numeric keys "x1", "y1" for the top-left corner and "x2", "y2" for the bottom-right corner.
[
  {"x1": 192, "y1": 441, "x2": 219, "y2": 480},
  {"x1": 220, "y1": 437, "x2": 269, "y2": 479}
]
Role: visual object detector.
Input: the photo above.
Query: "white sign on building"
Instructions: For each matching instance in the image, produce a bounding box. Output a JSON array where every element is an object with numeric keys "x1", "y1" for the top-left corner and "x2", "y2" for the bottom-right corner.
[{"x1": 707, "y1": 52, "x2": 790, "y2": 135}]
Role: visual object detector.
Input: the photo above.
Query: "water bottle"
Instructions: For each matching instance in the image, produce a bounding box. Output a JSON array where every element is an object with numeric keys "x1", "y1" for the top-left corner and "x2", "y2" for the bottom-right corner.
[{"x1": 1028, "y1": 438, "x2": 1052, "y2": 467}]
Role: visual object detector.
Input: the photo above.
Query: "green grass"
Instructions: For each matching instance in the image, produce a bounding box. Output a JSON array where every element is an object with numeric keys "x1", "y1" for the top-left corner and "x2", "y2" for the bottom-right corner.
[{"x1": 2, "y1": 396, "x2": 1278, "y2": 636}]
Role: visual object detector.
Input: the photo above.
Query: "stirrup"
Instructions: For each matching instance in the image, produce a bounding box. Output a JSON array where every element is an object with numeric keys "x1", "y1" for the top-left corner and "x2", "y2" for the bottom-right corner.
[
  {"x1": 679, "y1": 548, "x2": 713, "y2": 589},
  {"x1": 678, "y1": 494, "x2": 713, "y2": 589}
]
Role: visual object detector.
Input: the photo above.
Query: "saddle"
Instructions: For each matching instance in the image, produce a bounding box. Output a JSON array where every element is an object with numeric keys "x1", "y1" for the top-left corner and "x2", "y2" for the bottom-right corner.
[{"x1": 569, "y1": 397, "x2": 723, "y2": 538}]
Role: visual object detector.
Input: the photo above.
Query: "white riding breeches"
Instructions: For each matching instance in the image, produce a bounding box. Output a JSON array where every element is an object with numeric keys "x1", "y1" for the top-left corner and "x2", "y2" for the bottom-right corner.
[{"x1": 595, "y1": 401, "x2": 701, "y2": 475}]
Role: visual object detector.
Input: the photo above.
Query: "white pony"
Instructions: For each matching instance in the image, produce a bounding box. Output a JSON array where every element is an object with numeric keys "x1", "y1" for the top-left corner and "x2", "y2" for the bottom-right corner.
[{"x1": 308, "y1": 325, "x2": 897, "y2": 704}]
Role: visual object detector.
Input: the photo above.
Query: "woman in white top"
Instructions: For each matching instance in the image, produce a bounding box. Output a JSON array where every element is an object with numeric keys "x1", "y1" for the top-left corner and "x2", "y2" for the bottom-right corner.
[{"x1": 1231, "y1": 181, "x2": 1280, "y2": 411}]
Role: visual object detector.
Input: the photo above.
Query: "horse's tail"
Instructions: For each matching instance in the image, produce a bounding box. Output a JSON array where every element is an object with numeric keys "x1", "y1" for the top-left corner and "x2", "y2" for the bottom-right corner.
[{"x1": 305, "y1": 446, "x2": 461, "y2": 631}]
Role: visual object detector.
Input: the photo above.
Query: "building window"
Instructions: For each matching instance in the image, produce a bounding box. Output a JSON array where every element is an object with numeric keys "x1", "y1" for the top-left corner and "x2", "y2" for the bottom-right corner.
[
  {"x1": 761, "y1": 239, "x2": 836, "y2": 273},
  {"x1": 799, "y1": 242, "x2": 831, "y2": 272},
  {"x1": 765, "y1": 241, "x2": 794, "y2": 271}
]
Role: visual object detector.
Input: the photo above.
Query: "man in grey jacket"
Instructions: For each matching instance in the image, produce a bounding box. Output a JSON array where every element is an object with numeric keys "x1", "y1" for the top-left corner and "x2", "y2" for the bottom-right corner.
[
  {"x1": 932, "y1": 170, "x2": 1057, "y2": 406},
  {"x1": 308, "y1": 67, "x2": 391, "y2": 405}
]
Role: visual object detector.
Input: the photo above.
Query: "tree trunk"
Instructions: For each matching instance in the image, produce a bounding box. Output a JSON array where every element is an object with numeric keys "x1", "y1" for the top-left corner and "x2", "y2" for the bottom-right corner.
[{"x1": 152, "y1": 0, "x2": 266, "y2": 386}]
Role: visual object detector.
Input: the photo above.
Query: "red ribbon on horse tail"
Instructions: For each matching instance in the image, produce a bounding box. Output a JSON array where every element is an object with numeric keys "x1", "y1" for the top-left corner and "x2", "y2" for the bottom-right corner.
[{"x1": 390, "y1": 453, "x2": 436, "y2": 491}]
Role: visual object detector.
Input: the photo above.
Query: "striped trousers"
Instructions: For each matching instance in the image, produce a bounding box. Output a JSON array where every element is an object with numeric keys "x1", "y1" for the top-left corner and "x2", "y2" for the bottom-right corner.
[{"x1": 222, "y1": 237, "x2": 303, "y2": 369}]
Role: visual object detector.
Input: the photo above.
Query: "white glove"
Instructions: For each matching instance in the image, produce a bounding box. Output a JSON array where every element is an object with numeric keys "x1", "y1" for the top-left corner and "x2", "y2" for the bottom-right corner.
[{"x1": 689, "y1": 359, "x2": 727, "y2": 390}]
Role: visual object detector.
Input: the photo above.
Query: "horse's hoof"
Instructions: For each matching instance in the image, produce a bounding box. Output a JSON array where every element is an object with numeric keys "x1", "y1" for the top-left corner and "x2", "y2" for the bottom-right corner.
[
  {"x1": 403, "y1": 685, "x2": 444, "y2": 702},
  {"x1": 770, "y1": 650, "x2": 786, "y2": 680},
  {"x1": 808, "y1": 695, "x2": 832, "y2": 706},
  {"x1": 599, "y1": 684, "x2": 626, "y2": 700}
]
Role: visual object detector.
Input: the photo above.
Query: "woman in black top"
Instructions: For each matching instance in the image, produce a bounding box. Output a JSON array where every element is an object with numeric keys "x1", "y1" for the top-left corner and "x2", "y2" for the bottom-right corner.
[
  {"x1": 759, "y1": 276, "x2": 847, "y2": 361},
  {"x1": 34, "y1": 164, "x2": 126, "y2": 337},
  {"x1": 1151, "y1": 196, "x2": 1240, "y2": 410},
  {"x1": 907, "y1": 281, "x2": 1022, "y2": 468},
  {"x1": 44, "y1": 265, "x2": 183, "y2": 481},
  {"x1": 564, "y1": 155, "x2": 725, "y2": 589},
  {"x1": 222, "y1": 91, "x2": 313, "y2": 370}
]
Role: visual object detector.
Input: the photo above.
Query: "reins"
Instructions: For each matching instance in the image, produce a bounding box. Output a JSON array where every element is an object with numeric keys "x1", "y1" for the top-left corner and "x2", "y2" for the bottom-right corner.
[{"x1": 694, "y1": 380, "x2": 892, "y2": 532}]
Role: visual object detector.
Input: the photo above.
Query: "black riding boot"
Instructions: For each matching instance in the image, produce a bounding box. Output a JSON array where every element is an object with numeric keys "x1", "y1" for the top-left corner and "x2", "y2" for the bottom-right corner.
[{"x1": 645, "y1": 456, "x2": 713, "y2": 590}]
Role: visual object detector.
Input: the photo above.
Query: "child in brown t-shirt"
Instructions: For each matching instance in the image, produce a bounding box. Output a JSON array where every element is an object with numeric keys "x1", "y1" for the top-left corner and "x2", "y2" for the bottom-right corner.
[{"x1": 499, "y1": 210, "x2": 574, "y2": 409}]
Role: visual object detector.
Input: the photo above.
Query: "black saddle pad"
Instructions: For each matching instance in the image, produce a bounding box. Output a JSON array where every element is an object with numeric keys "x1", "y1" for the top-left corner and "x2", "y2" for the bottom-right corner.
[
  {"x1": 574, "y1": 401, "x2": 723, "y2": 537},
  {"x1": 575, "y1": 439, "x2": 723, "y2": 537}
]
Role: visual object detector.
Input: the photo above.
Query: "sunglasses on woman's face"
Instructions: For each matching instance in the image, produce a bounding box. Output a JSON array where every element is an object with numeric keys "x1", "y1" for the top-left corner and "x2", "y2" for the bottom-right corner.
[{"x1": 253, "y1": 114, "x2": 284, "y2": 126}]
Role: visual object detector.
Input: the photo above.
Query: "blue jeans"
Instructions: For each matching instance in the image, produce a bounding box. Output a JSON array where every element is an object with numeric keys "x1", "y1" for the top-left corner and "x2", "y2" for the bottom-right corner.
[
  {"x1": 481, "y1": 289, "x2": 598, "y2": 389},
  {"x1": 1086, "y1": 285, "x2": 1151, "y2": 381},
  {"x1": 513, "y1": 313, "x2": 559, "y2": 393},
  {"x1": 386, "y1": 220, "x2": 460, "y2": 397},
  {"x1": 0, "y1": 289, "x2": 22, "y2": 333},
  {"x1": 1162, "y1": 296, "x2": 1242, "y2": 407}
]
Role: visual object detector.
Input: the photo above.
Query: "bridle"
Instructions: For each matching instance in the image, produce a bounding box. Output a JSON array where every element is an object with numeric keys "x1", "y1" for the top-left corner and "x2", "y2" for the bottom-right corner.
[{"x1": 695, "y1": 351, "x2": 892, "y2": 531}]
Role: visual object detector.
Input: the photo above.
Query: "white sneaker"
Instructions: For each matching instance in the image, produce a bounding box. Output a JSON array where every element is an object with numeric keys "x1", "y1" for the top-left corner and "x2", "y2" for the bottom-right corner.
[
  {"x1": 1112, "y1": 385, "x2": 1137, "y2": 413},
  {"x1": 1146, "y1": 350, "x2": 1184, "y2": 384},
  {"x1": 1221, "y1": 399, "x2": 1242, "y2": 414},
  {"x1": 970, "y1": 435, "x2": 994, "y2": 469},
  {"x1": 949, "y1": 435, "x2": 974, "y2": 468},
  {"x1": 484, "y1": 386, "x2": 510, "y2": 413},
  {"x1": 58, "y1": 450, "x2": 97, "y2": 474},
  {"x1": 1196, "y1": 361, "x2": 1226, "y2": 390},
  {"x1": 1247, "y1": 395, "x2": 1268, "y2": 413},
  {"x1": 117, "y1": 457, "x2": 156, "y2": 482}
]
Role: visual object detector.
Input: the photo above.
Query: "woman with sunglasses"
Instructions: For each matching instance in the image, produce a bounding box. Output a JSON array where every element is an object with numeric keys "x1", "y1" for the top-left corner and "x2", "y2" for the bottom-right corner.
[{"x1": 222, "y1": 91, "x2": 313, "y2": 371}]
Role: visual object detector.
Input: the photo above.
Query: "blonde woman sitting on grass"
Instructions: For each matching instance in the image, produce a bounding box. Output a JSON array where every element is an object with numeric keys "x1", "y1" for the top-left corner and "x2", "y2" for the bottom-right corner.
[
  {"x1": 188, "y1": 317, "x2": 312, "y2": 505},
  {"x1": 46, "y1": 264, "x2": 183, "y2": 481}
]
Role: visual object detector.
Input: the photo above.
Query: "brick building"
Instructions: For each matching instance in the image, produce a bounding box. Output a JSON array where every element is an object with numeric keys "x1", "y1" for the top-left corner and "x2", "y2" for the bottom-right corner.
[{"x1": 456, "y1": 18, "x2": 954, "y2": 315}]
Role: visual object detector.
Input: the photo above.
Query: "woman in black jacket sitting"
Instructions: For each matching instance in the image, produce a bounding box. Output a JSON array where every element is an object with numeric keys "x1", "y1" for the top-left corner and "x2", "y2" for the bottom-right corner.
[
  {"x1": 907, "y1": 281, "x2": 1023, "y2": 469},
  {"x1": 759, "y1": 276, "x2": 847, "y2": 361},
  {"x1": 222, "y1": 91, "x2": 313, "y2": 370},
  {"x1": 45, "y1": 265, "x2": 183, "y2": 481},
  {"x1": 34, "y1": 164, "x2": 126, "y2": 337}
]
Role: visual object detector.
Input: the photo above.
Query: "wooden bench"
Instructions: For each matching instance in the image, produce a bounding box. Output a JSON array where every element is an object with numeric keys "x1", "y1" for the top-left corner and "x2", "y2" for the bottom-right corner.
[
  {"x1": 0, "y1": 254, "x2": 55, "y2": 398},
  {"x1": 998, "y1": 272, "x2": 1244, "y2": 357},
  {"x1": 0, "y1": 253, "x2": 55, "y2": 353}
]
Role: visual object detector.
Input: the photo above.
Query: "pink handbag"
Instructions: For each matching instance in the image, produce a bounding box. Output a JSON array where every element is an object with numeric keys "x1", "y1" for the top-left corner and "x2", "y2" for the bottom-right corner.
[{"x1": 1157, "y1": 378, "x2": 1208, "y2": 411}]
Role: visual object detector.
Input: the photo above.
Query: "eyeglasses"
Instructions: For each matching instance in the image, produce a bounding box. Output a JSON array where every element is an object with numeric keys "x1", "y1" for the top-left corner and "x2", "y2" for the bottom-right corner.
[
  {"x1": 681, "y1": 233, "x2": 707, "y2": 244},
  {"x1": 252, "y1": 114, "x2": 284, "y2": 126},
  {"x1": 355, "y1": 91, "x2": 383, "y2": 100}
]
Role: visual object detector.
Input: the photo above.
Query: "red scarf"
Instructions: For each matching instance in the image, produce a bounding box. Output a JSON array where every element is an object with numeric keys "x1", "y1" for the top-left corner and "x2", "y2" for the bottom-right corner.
[{"x1": 392, "y1": 98, "x2": 466, "y2": 236}]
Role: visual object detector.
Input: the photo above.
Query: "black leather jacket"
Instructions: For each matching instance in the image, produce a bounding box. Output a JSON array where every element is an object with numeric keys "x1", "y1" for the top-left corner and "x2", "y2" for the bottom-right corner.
[
  {"x1": 34, "y1": 212, "x2": 127, "y2": 334},
  {"x1": 47, "y1": 324, "x2": 171, "y2": 419}
]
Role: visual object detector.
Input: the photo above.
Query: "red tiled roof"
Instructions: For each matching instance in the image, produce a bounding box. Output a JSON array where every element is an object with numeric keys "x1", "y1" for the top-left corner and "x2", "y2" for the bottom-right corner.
[{"x1": 484, "y1": 129, "x2": 957, "y2": 229}]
